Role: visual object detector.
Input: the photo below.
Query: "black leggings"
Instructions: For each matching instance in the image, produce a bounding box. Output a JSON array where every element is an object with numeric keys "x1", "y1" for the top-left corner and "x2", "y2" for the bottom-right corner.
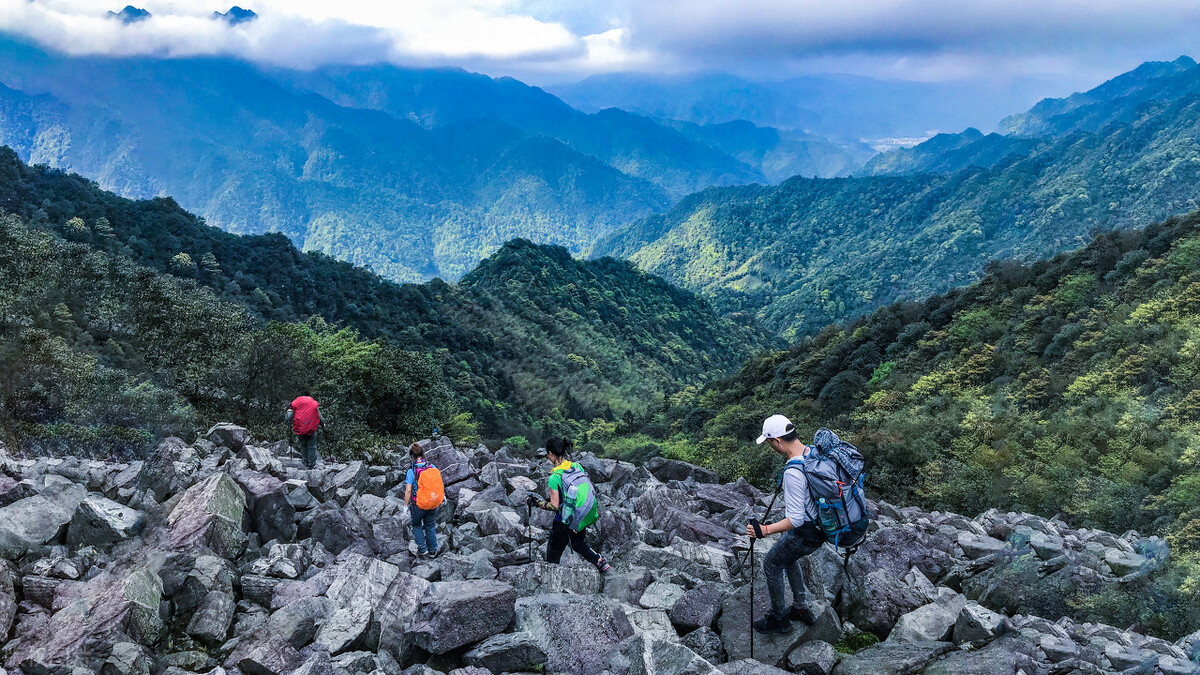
[{"x1": 546, "y1": 520, "x2": 601, "y2": 565}]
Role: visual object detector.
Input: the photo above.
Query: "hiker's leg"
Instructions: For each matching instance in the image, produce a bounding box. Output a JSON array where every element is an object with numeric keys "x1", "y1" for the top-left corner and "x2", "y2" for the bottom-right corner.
[
  {"x1": 784, "y1": 522, "x2": 826, "y2": 607},
  {"x1": 762, "y1": 531, "x2": 807, "y2": 617},
  {"x1": 567, "y1": 527, "x2": 601, "y2": 565},
  {"x1": 546, "y1": 521, "x2": 569, "y2": 563},
  {"x1": 409, "y1": 504, "x2": 428, "y2": 553},
  {"x1": 423, "y1": 506, "x2": 438, "y2": 552},
  {"x1": 300, "y1": 434, "x2": 318, "y2": 469}
]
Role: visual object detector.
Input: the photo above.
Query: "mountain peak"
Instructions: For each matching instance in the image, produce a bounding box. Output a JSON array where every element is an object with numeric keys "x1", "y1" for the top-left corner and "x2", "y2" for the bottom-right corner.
[
  {"x1": 105, "y1": 6, "x2": 150, "y2": 24},
  {"x1": 211, "y1": 6, "x2": 258, "y2": 25}
]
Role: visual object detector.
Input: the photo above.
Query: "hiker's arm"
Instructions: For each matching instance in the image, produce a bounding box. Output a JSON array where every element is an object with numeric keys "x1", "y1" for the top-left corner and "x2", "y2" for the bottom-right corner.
[
  {"x1": 746, "y1": 518, "x2": 795, "y2": 539},
  {"x1": 542, "y1": 488, "x2": 561, "y2": 512},
  {"x1": 403, "y1": 482, "x2": 412, "y2": 507}
]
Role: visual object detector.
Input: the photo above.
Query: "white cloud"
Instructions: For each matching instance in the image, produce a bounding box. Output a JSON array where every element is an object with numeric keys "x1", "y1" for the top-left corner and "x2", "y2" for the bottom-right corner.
[{"x1": 1, "y1": 0, "x2": 1200, "y2": 84}]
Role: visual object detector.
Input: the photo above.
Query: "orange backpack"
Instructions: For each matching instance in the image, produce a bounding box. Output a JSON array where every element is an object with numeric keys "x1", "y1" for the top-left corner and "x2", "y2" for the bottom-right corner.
[{"x1": 414, "y1": 463, "x2": 445, "y2": 510}]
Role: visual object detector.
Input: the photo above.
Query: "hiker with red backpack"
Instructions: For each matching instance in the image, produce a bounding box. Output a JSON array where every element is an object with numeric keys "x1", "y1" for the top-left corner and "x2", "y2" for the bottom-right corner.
[
  {"x1": 526, "y1": 437, "x2": 611, "y2": 572},
  {"x1": 404, "y1": 442, "x2": 445, "y2": 558},
  {"x1": 745, "y1": 416, "x2": 870, "y2": 635},
  {"x1": 286, "y1": 391, "x2": 325, "y2": 469}
]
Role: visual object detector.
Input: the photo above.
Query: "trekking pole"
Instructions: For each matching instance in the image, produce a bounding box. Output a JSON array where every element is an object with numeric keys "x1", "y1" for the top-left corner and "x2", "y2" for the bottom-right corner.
[
  {"x1": 745, "y1": 475, "x2": 784, "y2": 661},
  {"x1": 749, "y1": 536, "x2": 756, "y2": 660},
  {"x1": 527, "y1": 500, "x2": 534, "y2": 565}
]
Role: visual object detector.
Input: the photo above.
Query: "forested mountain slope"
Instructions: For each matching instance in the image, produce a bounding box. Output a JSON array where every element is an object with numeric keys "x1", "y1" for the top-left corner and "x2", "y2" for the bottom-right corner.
[
  {"x1": 596, "y1": 56, "x2": 1200, "y2": 337},
  {"x1": 0, "y1": 149, "x2": 771, "y2": 453},
  {"x1": 0, "y1": 36, "x2": 865, "y2": 282},
  {"x1": 621, "y1": 211, "x2": 1200, "y2": 635}
]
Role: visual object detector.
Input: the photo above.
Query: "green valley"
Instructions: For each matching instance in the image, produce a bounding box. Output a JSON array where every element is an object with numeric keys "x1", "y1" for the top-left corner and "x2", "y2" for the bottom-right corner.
[{"x1": 0, "y1": 149, "x2": 770, "y2": 457}]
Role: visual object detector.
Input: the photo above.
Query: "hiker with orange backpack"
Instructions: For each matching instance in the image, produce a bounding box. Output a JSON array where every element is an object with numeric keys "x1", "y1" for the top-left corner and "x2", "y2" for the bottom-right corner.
[{"x1": 403, "y1": 442, "x2": 445, "y2": 558}]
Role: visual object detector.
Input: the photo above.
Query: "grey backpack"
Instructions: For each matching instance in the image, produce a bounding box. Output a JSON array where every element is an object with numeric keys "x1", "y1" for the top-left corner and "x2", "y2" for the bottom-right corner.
[{"x1": 801, "y1": 428, "x2": 869, "y2": 549}]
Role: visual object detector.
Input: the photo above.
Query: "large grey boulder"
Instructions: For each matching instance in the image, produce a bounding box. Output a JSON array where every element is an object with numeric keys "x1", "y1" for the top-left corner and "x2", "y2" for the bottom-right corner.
[
  {"x1": 205, "y1": 422, "x2": 251, "y2": 451},
  {"x1": 167, "y1": 473, "x2": 246, "y2": 558},
  {"x1": 464, "y1": 632, "x2": 549, "y2": 673},
  {"x1": 267, "y1": 596, "x2": 333, "y2": 649},
  {"x1": 67, "y1": 493, "x2": 144, "y2": 546},
  {"x1": 640, "y1": 580, "x2": 687, "y2": 610},
  {"x1": 831, "y1": 640, "x2": 953, "y2": 675},
  {"x1": 953, "y1": 601, "x2": 1008, "y2": 645},
  {"x1": 670, "y1": 583, "x2": 724, "y2": 631},
  {"x1": 6, "y1": 566, "x2": 163, "y2": 672},
  {"x1": 377, "y1": 571, "x2": 433, "y2": 662},
  {"x1": 314, "y1": 553, "x2": 401, "y2": 654},
  {"x1": 224, "y1": 633, "x2": 302, "y2": 675},
  {"x1": 498, "y1": 561, "x2": 602, "y2": 596},
  {"x1": 788, "y1": 640, "x2": 840, "y2": 675},
  {"x1": 309, "y1": 505, "x2": 375, "y2": 555},
  {"x1": 409, "y1": 580, "x2": 516, "y2": 654},
  {"x1": 921, "y1": 635, "x2": 1039, "y2": 675},
  {"x1": 515, "y1": 593, "x2": 636, "y2": 674},
  {"x1": 681, "y1": 626, "x2": 724, "y2": 663},
  {"x1": 607, "y1": 634, "x2": 721, "y2": 674},
  {"x1": 718, "y1": 660, "x2": 792, "y2": 674},
  {"x1": 887, "y1": 591, "x2": 966, "y2": 643},
  {"x1": 185, "y1": 589, "x2": 235, "y2": 646},
  {"x1": 0, "y1": 482, "x2": 86, "y2": 559},
  {"x1": 232, "y1": 469, "x2": 296, "y2": 544},
  {"x1": 718, "y1": 582, "x2": 842, "y2": 666}
]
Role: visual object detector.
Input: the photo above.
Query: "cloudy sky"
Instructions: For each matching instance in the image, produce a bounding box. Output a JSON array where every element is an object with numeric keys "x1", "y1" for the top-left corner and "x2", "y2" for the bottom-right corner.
[{"x1": 3, "y1": 0, "x2": 1200, "y2": 87}]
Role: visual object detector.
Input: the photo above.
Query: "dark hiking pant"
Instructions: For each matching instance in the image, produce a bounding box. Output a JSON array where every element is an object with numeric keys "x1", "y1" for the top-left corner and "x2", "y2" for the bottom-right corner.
[
  {"x1": 298, "y1": 432, "x2": 319, "y2": 469},
  {"x1": 409, "y1": 504, "x2": 438, "y2": 554},
  {"x1": 762, "y1": 522, "x2": 826, "y2": 618},
  {"x1": 547, "y1": 520, "x2": 601, "y2": 565}
]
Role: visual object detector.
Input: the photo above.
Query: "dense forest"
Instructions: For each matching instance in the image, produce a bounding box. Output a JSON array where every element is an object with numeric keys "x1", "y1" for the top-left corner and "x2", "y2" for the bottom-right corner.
[
  {"x1": 617, "y1": 210, "x2": 1200, "y2": 636},
  {"x1": 596, "y1": 56, "x2": 1200, "y2": 338},
  {"x1": 0, "y1": 148, "x2": 769, "y2": 456}
]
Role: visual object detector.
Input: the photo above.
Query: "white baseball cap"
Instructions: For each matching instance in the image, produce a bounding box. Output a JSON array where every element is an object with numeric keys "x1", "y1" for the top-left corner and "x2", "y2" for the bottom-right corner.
[{"x1": 756, "y1": 414, "x2": 796, "y2": 444}]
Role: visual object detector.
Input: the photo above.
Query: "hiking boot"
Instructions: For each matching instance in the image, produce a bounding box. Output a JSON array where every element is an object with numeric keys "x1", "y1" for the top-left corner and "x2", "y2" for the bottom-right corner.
[
  {"x1": 595, "y1": 556, "x2": 612, "y2": 573},
  {"x1": 786, "y1": 603, "x2": 817, "y2": 626},
  {"x1": 752, "y1": 613, "x2": 792, "y2": 635},
  {"x1": 415, "y1": 550, "x2": 427, "y2": 559}
]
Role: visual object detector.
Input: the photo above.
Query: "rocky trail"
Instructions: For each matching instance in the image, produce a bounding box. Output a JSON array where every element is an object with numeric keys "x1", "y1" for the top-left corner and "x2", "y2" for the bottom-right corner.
[{"x1": 0, "y1": 425, "x2": 1194, "y2": 675}]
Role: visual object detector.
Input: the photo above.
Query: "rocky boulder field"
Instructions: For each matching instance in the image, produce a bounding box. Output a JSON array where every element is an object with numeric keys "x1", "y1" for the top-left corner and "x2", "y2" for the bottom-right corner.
[{"x1": 0, "y1": 425, "x2": 1194, "y2": 674}]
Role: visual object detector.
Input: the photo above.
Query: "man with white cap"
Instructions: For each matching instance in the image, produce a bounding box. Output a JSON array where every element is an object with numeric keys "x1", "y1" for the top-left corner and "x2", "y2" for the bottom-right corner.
[{"x1": 745, "y1": 413, "x2": 823, "y2": 634}]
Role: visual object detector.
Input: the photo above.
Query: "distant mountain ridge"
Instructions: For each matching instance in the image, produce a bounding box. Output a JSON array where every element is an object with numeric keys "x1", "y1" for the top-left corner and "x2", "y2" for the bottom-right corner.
[
  {"x1": 549, "y1": 71, "x2": 1072, "y2": 142},
  {"x1": 0, "y1": 36, "x2": 867, "y2": 282},
  {"x1": 596, "y1": 55, "x2": 1200, "y2": 337}
]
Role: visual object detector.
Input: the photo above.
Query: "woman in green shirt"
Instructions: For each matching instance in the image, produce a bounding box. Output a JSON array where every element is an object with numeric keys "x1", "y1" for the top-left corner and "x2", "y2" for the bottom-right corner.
[{"x1": 527, "y1": 437, "x2": 611, "y2": 572}]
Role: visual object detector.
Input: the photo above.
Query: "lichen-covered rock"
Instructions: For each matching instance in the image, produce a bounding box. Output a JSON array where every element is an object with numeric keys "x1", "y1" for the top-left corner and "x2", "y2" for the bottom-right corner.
[
  {"x1": 167, "y1": 473, "x2": 246, "y2": 558},
  {"x1": 6, "y1": 565, "x2": 163, "y2": 672}
]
